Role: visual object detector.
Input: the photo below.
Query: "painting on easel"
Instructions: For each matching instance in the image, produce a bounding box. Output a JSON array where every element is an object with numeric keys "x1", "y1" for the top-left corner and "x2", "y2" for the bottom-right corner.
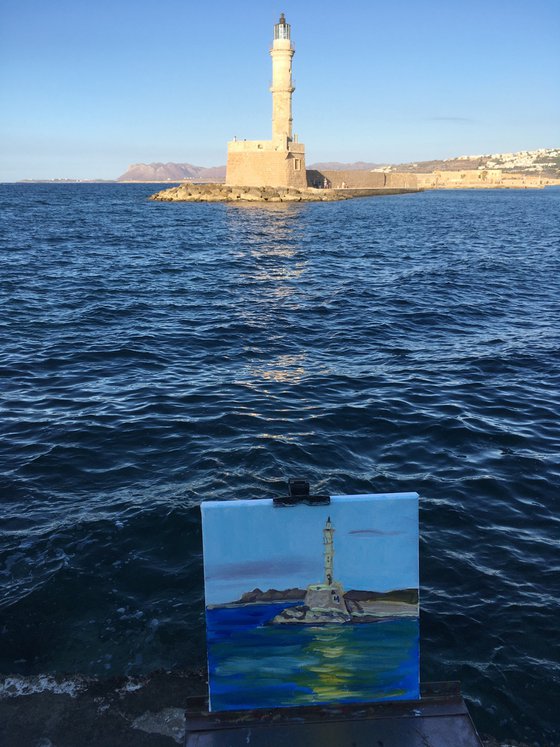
[{"x1": 201, "y1": 492, "x2": 419, "y2": 712}]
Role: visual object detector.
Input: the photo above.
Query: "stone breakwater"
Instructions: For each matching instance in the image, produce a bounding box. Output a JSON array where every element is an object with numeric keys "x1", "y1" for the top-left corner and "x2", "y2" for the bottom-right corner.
[{"x1": 150, "y1": 183, "x2": 418, "y2": 203}]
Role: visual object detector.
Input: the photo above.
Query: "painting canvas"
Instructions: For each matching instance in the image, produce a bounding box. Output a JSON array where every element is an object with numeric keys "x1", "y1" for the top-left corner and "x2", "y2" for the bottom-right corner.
[{"x1": 201, "y1": 492, "x2": 419, "y2": 712}]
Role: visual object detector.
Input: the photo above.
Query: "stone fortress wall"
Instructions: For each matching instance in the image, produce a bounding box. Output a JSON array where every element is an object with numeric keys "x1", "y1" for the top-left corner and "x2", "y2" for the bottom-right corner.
[
  {"x1": 415, "y1": 169, "x2": 560, "y2": 189},
  {"x1": 307, "y1": 169, "x2": 419, "y2": 190},
  {"x1": 305, "y1": 168, "x2": 560, "y2": 191}
]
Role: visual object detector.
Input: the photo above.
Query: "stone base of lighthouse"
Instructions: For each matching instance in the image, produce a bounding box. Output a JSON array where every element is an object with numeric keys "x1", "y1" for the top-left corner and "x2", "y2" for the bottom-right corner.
[
  {"x1": 226, "y1": 138, "x2": 306, "y2": 189},
  {"x1": 270, "y1": 581, "x2": 352, "y2": 625},
  {"x1": 304, "y1": 581, "x2": 349, "y2": 616}
]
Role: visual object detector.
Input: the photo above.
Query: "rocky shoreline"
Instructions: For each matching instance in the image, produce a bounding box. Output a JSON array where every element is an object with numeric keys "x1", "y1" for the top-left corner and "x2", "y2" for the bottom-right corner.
[{"x1": 150, "y1": 183, "x2": 418, "y2": 203}]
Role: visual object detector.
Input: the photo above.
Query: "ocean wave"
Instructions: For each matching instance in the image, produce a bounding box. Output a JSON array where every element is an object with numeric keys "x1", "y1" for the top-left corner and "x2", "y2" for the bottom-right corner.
[{"x1": 0, "y1": 184, "x2": 559, "y2": 742}]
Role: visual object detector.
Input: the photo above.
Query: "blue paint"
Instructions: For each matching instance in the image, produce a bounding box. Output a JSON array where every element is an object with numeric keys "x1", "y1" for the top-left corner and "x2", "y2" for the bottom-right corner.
[
  {"x1": 206, "y1": 604, "x2": 419, "y2": 711},
  {"x1": 202, "y1": 494, "x2": 419, "y2": 606}
]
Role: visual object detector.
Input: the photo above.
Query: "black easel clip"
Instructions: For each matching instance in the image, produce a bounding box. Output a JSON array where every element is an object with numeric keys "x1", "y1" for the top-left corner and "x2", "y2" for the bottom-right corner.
[{"x1": 274, "y1": 478, "x2": 330, "y2": 507}]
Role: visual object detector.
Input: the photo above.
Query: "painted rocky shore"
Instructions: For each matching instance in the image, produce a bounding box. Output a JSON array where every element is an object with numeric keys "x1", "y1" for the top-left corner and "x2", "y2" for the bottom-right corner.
[
  {"x1": 272, "y1": 587, "x2": 418, "y2": 625},
  {"x1": 150, "y1": 183, "x2": 417, "y2": 203},
  {"x1": 208, "y1": 586, "x2": 419, "y2": 625}
]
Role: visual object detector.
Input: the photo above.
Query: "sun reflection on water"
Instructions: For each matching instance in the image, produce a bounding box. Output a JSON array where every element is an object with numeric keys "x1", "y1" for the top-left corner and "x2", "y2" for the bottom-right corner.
[{"x1": 250, "y1": 353, "x2": 307, "y2": 384}]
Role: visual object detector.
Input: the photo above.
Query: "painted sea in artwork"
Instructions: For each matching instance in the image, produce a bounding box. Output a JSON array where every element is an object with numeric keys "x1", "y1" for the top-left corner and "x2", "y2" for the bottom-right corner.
[
  {"x1": 202, "y1": 493, "x2": 419, "y2": 711},
  {"x1": 206, "y1": 604, "x2": 419, "y2": 711}
]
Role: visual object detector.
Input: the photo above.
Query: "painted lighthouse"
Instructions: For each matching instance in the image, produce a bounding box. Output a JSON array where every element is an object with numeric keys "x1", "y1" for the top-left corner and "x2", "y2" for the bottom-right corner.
[
  {"x1": 225, "y1": 13, "x2": 307, "y2": 189},
  {"x1": 324, "y1": 516, "x2": 334, "y2": 585},
  {"x1": 272, "y1": 516, "x2": 352, "y2": 624}
]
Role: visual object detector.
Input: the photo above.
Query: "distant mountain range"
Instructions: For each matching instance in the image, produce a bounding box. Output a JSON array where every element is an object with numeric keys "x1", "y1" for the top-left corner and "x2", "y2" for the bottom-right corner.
[
  {"x1": 116, "y1": 149, "x2": 560, "y2": 182},
  {"x1": 117, "y1": 162, "x2": 226, "y2": 181}
]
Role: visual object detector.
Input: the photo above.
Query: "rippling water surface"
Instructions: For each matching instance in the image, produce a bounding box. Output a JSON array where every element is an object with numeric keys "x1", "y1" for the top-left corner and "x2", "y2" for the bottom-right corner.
[{"x1": 1, "y1": 184, "x2": 559, "y2": 742}]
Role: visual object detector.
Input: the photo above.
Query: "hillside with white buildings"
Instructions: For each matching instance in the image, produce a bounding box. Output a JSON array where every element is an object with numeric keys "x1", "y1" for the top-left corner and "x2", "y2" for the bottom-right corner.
[{"x1": 376, "y1": 148, "x2": 560, "y2": 176}]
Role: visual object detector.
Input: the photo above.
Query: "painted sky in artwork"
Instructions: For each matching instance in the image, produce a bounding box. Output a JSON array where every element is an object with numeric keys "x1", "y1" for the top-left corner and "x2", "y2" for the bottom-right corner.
[{"x1": 202, "y1": 493, "x2": 418, "y2": 605}]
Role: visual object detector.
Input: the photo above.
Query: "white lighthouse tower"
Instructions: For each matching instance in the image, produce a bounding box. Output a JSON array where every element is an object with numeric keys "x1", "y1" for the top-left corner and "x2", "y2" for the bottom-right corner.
[
  {"x1": 270, "y1": 13, "x2": 295, "y2": 145},
  {"x1": 225, "y1": 13, "x2": 307, "y2": 188}
]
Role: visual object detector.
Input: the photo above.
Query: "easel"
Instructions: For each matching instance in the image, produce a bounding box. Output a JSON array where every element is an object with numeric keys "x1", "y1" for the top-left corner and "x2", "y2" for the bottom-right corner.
[{"x1": 185, "y1": 682, "x2": 483, "y2": 746}]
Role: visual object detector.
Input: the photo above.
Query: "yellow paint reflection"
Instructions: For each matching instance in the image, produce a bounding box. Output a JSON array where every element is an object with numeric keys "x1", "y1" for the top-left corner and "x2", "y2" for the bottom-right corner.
[{"x1": 297, "y1": 628, "x2": 358, "y2": 702}]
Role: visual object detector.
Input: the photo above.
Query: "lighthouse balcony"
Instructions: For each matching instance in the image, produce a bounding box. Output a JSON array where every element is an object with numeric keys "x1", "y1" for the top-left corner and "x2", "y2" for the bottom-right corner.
[
  {"x1": 227, "y1": 139, "x2": 305, "y2": 154},
  {"x1": 227, "y1": 139, "x2": 276, "y2": 152}
]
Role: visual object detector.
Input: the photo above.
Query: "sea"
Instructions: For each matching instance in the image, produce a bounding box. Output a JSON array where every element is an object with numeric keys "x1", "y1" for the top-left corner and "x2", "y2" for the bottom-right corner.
[
  {"x1": 0, "y1": 183, "x2": 558, "y2": 743},
  {"x1": 206, "y1": 603, "x2": 419, "y2": 711}
]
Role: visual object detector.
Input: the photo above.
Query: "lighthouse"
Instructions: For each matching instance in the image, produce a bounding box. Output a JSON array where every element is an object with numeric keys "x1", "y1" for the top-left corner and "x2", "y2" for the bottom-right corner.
[
  {"x1": 298, "y1": 514, "x2": 351, "y2": 621},
  {"x1": 270, "y1": 13, "x2": 295, "y2": 144},
  {"x1": 323, "y1": 516, "x2": 334, "y2": 585},
  {"x1": 225, "y1": 13, "x2": 307, "y2": 189}
]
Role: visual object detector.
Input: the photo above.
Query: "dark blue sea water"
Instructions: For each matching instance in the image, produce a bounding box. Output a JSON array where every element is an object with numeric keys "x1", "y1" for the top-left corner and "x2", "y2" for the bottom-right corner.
[
  {"x1": 206, "y1": 603, "x2": 419, "y2": 711},
  {"x1": 0, "y1": 184, "x2": 559, "y2": 743}
]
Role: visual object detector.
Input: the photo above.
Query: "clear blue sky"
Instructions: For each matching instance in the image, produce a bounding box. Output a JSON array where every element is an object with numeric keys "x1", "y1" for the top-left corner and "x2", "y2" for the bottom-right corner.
[
  {"x1": 1, "y1": 0, "x2": 558, "y2": 180},
  {"x1": 202, "y1": 493, "x2": 419, "y2": 605}
]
